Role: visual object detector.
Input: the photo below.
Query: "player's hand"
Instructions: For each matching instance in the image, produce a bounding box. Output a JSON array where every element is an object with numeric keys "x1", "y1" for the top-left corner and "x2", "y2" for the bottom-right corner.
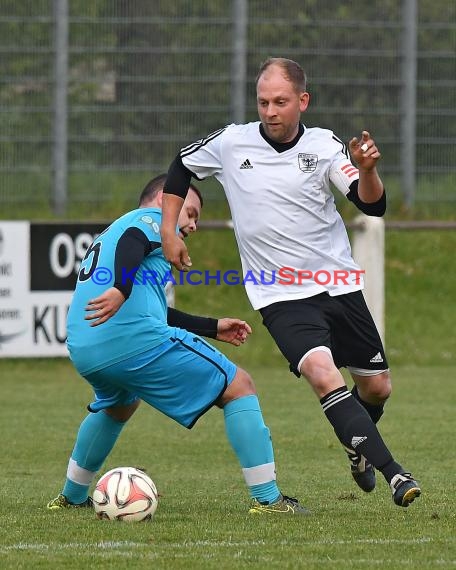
[
  {"x1": 349, "y1": 130, "x2": 381, "y2": 169},
  {"x1": 84, "y1": 287, "x2": 126, "y2": 326},
  {"x1": 161, "y1": 232, "x2": 192, "y2": 272},
  {"x1": 216, "y1": 318, "x2": 252, "y2": 346}
]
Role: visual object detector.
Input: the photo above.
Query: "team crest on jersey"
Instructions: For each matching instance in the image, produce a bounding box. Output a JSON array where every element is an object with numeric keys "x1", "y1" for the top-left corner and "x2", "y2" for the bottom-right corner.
[{"x1": 298, "y1": 153, "x2": 318, "y2": 173}]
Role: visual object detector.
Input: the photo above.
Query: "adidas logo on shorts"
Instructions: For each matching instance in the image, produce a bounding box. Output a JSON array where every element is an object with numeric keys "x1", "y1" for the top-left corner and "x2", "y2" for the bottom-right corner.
[{"x1": 369, "y1": 352, "x2": 384, "y2": 363}]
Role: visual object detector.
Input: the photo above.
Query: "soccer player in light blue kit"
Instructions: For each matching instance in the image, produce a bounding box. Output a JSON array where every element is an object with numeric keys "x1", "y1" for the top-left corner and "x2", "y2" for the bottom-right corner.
[{"x1": 47, "y1": 174, "x2": 308, "y2": 515}]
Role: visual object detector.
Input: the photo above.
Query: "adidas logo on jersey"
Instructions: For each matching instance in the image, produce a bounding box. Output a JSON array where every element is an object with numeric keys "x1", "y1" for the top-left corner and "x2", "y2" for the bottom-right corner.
[
  {"x1": 369, "y1": 352, "x2": 384, "y2": 363},
  {"x1": 351, "y1": 436, "x2": 367, "y2": 449},
  {"x1": 240, "y1": 159, "x2": 253, "y2": 169}
]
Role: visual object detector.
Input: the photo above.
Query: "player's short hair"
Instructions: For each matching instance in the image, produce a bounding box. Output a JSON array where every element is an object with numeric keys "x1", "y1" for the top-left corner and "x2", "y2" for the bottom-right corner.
[
  {"x1": 256, "y1": 57, "x2": 307, "y2": 93},
  {"x1": 139, "y1": 174, "x2": 203, "y2": 207}
]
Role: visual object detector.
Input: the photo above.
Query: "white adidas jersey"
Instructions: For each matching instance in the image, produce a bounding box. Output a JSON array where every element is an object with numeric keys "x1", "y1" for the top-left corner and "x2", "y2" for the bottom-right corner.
[{"x1": 181, "y1": 122, "x2": 364, "y2": 310}]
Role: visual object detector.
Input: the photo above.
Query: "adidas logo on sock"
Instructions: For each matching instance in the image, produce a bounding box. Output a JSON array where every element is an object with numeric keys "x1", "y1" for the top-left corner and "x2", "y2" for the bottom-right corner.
[
  {"x1": 240, "y1": 159, "x2": 253, "y2": 169},
  {"x1": 351, "y1": 436, "x2": 367, "y2": 448},
  {"x1": 369, "y1": 352, "x2": 384, "y2": 363}
]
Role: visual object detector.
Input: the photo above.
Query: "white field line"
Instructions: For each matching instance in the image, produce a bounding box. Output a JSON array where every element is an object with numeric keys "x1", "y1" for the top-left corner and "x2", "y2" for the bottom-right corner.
[
  {"x1": 0, "y1": 541, "x2": 143, "y2": 552},
  {"x1": 177, "y1": 538, "x2": 435, "y2": 547},
  {"x1": 0, "y1": 536, "x2": 446, "y2": 552},
  {"x1": 1, "y1": 539, "x2": 455, "y2": 565}
]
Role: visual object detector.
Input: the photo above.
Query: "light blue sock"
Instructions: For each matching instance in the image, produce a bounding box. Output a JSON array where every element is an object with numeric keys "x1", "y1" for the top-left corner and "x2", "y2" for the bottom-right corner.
[
  {"x1": 62, "y1": 411, "x2": 126, "y2": 504},
  {"x1": 223, "y1": 394, "x2": 280, "y2": 504}
]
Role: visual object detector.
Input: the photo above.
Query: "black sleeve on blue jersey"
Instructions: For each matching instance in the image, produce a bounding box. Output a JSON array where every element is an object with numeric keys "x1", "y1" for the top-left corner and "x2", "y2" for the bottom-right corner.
[
  {"x1": 163, "y1": 155, "x2": 195, "y2": 199},
  {"x1": 167, "y1": 307, "x2": 218, "y2": 338},
  {"x1": 346, "y1": 180, "x2": 387, "y2": 217},
  {"x1": 113, "y1": 227, "x2": 160, "y2": 299}
]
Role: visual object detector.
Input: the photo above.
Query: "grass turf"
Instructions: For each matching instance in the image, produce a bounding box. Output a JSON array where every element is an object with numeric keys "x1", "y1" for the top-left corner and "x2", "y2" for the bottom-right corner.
[
  {"x1": 0, "y1": 359, "x2": 454, "y2": 569},
  {"x1": 0, "y1": 229, "x2": 455, "y2": 568}
]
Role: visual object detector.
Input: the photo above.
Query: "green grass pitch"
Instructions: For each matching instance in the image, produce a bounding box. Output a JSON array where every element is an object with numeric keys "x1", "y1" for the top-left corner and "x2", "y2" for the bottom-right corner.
[
  {"x1": 0, "y1": 359, "x2": 454, "y2": 569},
  {"x1": 1, "y1": 228, "x2": 456, "y2": 568}
]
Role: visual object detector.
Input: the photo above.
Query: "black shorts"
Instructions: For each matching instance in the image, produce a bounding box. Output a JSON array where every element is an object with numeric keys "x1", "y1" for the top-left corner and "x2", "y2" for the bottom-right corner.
[{"x1": 260, "y1": 291, "x2": 388, "y2": 377}]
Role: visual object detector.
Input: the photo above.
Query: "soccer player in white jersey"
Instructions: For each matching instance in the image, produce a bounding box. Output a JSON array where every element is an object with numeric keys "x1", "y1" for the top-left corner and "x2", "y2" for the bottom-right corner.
[{"x1": 161, "y1": 58, "x2": 421, "y2": 508}]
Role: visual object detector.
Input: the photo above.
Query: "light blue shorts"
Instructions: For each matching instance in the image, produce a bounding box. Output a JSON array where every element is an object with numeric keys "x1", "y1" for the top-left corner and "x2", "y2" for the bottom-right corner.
[{"x1": 85, "y1": 327, "x2": 237, "y2": 428}]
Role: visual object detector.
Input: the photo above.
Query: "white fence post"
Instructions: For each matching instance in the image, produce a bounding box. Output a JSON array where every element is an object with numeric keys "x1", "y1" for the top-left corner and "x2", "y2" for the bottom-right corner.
[{"x1": 351, "y1": 214, "x2": 385, "y2": 344}]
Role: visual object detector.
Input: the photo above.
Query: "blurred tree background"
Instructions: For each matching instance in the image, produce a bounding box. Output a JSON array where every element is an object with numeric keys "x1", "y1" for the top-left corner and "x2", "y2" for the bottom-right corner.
[{"x1": 0, "y1": 0, "x2": 455, "y2": 219}]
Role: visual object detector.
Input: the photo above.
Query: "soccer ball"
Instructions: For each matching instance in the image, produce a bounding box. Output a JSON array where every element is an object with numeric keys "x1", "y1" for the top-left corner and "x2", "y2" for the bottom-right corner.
[{"x1": 93, "y1": 466, "x2": 159, "y2": 522}]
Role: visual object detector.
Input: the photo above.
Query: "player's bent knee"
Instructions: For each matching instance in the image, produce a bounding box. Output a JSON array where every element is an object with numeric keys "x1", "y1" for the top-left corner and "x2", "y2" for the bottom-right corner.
[
  {"x1": 299, "y1": 349, "x2": 344, "y2": 397},
  {"x1": 355, "y1": 371, "x2": 392, "y2": 402},
  {"x1": 369, "y1": 374, "x2": 392, "y2": 401},
  {"x1": 217, "y1": 367, "x2": 257, "y2": 406},
  {"x1": 299, "y1": 347, "x2": 334, "y2": 378},
  {"x1": 104, "y1": 399, "x2": 140, "y2": 422}
]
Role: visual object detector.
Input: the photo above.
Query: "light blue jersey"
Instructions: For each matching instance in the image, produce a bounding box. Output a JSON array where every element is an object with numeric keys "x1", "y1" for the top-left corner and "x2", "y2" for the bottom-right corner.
[{"x1": 67, "y1": 208, "x2": 172, "y2": 374}]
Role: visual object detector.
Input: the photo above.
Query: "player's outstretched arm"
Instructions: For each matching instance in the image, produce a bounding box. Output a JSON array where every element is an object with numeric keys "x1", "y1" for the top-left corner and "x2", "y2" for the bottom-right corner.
[
  {"x1": 216, "y1": 318, "x2": 252, "y2": 346},
  {"x1": 167, "y1": 309, "x2": 251, "y2": 346}
]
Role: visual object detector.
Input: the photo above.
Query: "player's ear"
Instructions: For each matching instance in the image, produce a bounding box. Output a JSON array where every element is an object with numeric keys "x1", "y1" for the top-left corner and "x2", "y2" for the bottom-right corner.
[
  {"x1": 156, "y1": 190, "x2": 164, "y2": 208},
  {"x1": 299, "y1": 92, "x2": 310, "y2": 112}
]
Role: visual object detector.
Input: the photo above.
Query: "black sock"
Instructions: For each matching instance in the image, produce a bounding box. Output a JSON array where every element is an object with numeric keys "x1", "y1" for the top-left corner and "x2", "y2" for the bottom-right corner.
[
  {"x1": 321, "y1": 387, "x2": 403, "y2": 482},
  {"x1": 351, "y1": 385, "x2": 384, "y2": 424}
]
